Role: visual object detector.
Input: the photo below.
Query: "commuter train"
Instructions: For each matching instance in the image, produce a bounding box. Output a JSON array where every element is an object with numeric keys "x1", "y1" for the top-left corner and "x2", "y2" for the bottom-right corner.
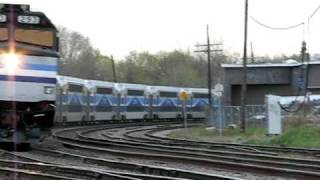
[
  {"x1": 55, "y1": 76, "x2": 210, "y2": 124},
  {"x1": 0, "y1": 4, "x2": 58, "y2": 150},
  {"x1": 0, "y1": 3, "x2": 212, "y2": 151}
]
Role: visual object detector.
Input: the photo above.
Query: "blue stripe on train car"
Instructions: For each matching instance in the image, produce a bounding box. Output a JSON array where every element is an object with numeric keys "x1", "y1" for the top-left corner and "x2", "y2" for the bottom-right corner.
[
  {"x1": 69, "y1": 95, "x2": 82, "y2": 105},
  {"x1": 127, "y1": 96, "x2": 144, "y2": 106},
  {"x1": 193, "y1": 98, "x2": 208, "y2": 107},
  {"x1": 95, "y1": 94, "x2": 114, "y2": 112},
  {"x1": 96, "y1": 95, "x2": 113, "y2": 106},
  {"x1": 175, "y1": 99, "x2": 192, "y2": 106},
  {"x1": 159, "y1": 98, "x2": 176, "y2": 106},
  {"x1": 22, "y1": 64, "x2": 57, "y2": 71},
  {"x1": 0, "y1": 64, "x2": 57, "y2": 71},
  {"x1": 0, "y1": 75, "x2": 56, "y2": 84},
  {"x1": 111, "y1": 96, "x2": 118, "y2": 105}
]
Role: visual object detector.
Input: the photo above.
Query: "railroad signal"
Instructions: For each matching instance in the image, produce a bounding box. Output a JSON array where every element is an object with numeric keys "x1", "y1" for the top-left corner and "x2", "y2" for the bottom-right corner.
[
  {"x1": 179, "y1": 90, "x2": 190, "y2": 130},
  {"x1": 179, "y1": 91, "x2": 190, "y2": 101}
]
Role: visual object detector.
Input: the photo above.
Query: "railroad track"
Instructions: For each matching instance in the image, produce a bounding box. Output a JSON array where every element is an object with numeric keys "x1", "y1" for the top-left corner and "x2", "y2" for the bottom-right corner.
[
  {"x1": 0, "y1": 166, "x2": 80, "y2": 180},
  {"x1": 0, "y1": 149, "x2": 192, "y2": 180},
  {"x1": 144, "y1": 126, "x2": 320, "y2": 156},
  {"x1": 0, "y1": 158, "x2": 140, "y2": 180},
  {"x1": 0, "y1": 122, "x2": 238, "y2": 180},
  {"x1": 49, "y1": 123, "x2": 320, "y2": 179},
  {"x1": 51, "y1": 124, "x2": 248, "y2": 180},
  {"x1": 104, "y1": 123, "x2": 320, "y2": 157}
]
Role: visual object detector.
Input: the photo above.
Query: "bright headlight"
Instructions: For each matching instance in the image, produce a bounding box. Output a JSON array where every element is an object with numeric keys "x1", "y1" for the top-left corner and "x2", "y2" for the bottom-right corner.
[
  {"x1": 17, "y1": 15, "x2": 40, "y2": 24},
  {"x1": 0, "y1": 14, "x2": 6, "y2": 22},
  {"x1": 1, "y1": 53, "x2": 21, "y2": 75}
]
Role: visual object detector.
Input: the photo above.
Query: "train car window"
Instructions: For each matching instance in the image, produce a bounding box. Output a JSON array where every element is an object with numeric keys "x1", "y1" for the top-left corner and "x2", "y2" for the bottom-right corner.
[
  {"x1": 127, "y1": 106, "x2": 144, "y2": 112},
  {"x1": 96, "y1": 106, "x2": 113, "y2": 112},
  {"x1": 127, "y1": 90, "x2": 144, "y2": 96},
  {"x1": 15, "y1": 29, "x2": 54, "y2": 47},
  {"x1": 96, "y1": 87, "x2": 113, "y2": 94},
  {"x1": 68, "y1": 84, "x2": 83, "y2": 93},
  {"x1": 193, "y1": 93, "x2": 208, "y2": 98},
  {"x1": 0, "y1": 28, "x2": 8, "y2": 41},
  {"x1": 159, "y1": 91, "x2": 177, "y2": 98},
  {"x1": 193, "y1": 106, "x2": 205, "y2": 112},
  {"x1": 160, "y1": 106, "x2": 177, "y2": 112},
  {"x1": 68, "y1": 105, "x2": 82, "y2": 112}
]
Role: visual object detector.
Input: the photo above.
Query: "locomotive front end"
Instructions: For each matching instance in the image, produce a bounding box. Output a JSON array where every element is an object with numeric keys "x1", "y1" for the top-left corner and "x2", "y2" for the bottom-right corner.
[{"x1": 0, "y1": 4, "x2": 59, "y2": 151}]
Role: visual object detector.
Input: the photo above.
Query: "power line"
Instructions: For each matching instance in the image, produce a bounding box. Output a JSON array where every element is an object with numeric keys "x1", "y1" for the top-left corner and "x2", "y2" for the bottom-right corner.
[
  {"x1": 250, "y1": 16, "x2": 304, "y2": 30},
  {"x1": 309, "y1": 4, "x2": 320, "y2": 20},
  {"x1": 251, "y1": 3, "x2": 320, "y2": 32},
  {"x1": 307, "y1": 4, "x2": 320, "y2": 43}
]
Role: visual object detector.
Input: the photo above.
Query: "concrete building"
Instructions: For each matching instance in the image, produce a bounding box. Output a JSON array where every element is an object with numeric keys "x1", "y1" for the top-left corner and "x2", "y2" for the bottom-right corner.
[{"x1": 222, "y1": 61, "x2": 320, "y2": 105}]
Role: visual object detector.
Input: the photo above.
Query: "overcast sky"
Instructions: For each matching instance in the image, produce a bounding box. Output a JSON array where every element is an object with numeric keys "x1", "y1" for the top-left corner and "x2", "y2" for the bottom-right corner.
[{"x1": 4, "y1": 0, "x2": 320, "y2": 59}]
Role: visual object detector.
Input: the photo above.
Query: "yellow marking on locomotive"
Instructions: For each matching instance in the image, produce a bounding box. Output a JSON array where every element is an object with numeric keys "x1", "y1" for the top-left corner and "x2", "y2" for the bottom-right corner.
[
  {"x1": 0, "y1": 28, "x2": 8, "y2": 41},
  {"x1": 15, "y1": 29, "x2": 54, "y2": 47}
]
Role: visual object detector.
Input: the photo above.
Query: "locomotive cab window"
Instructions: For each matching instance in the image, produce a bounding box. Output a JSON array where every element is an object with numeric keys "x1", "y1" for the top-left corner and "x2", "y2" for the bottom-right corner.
[{"x1": 0, "y1": 10, "x2": 58, "y2": 52}]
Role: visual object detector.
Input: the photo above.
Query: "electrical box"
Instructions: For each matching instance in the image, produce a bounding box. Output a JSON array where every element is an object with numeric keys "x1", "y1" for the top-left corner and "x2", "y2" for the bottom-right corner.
[{"x1": 265, "y1": 95, "x2": 282, "y2": 135}]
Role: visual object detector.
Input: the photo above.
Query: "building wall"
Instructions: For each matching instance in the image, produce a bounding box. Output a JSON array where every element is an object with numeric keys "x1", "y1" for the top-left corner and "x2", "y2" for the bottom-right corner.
[
  {"x1": 224, "y1": 67, "x2": 291, "y2": 85},
  {"x1": 231, "y1": 84, "x2": 293, "y2": 105},
  {"x1": 308, "y1": 64, "x2": 320, "y2": 87},
  {"x1": 223, "y1": 63, "x2": 320, "y2": 105}
]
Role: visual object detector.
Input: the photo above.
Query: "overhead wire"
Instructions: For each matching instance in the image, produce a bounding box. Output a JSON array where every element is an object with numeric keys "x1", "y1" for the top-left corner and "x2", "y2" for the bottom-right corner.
[
  {"x1": 249, "y1": 6, "x2": 320, "y2": 112},
  {"x1": 250, "y1": 16, "x2": 304, "y2": 31},
  {"x1": 309, "y1": 5, "x2": 320, "y2": 21}
]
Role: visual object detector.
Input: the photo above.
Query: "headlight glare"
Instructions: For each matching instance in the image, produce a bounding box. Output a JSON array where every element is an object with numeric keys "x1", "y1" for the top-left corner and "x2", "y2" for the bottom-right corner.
[{"x1": 1, "y1": 53, "x2": 21, "y2": 75}]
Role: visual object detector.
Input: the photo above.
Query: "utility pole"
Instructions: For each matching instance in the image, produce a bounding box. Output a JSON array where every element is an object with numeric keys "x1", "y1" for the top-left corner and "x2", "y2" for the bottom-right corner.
[
  {"x1": 299, "y1": 41, "x2": 309, "y2": 118},
  {"x1": 194, "y1": 25, "x2": 223, "y2": 124},
  {"x1": 300, "y1": 41, "x2": 308, "y2": 94},
  {"x1": 240, "y1": 0, "x2": 249, "y2": 133},
  {"x1": 250, "y1": 41, "x2": 255, "y2": 63},
  {"x1": 110, "y1": 55, "x2": 117, "y2": 83}
]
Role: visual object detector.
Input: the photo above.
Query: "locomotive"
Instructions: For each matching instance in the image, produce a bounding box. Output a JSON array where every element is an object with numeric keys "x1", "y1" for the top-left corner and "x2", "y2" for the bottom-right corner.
[{"x1": 0, "y1": 4, "x2": 58, "y2": 150}]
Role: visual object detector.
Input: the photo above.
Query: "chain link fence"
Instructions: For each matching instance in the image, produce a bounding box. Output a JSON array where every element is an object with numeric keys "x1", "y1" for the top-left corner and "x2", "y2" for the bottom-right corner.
[
  {"x1": 210, "y1": 95, "x2": 320, "y2": 130},
  {"x1": 280, "y1": 95, "x2": 320, "y2": 129},
  {"x1": 211, "y1": 105, "x2": 266, "y2": 129}
]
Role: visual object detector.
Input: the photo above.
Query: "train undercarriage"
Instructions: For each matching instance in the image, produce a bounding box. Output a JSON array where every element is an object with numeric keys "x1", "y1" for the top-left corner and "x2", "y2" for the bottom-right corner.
[{"x1": 0, "y1": 101, "x2": 55, "y2": 151}]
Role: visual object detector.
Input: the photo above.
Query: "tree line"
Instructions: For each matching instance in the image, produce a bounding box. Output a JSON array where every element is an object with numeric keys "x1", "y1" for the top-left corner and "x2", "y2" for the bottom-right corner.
[{"x1": 58, "y1": 27, "x2": 303, "y2": 88}]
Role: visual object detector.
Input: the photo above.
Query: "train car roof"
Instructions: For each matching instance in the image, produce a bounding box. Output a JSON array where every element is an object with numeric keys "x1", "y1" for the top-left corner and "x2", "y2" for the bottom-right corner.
[
  {"x1": 57, "y1": 75, "x2": 85, "y2": 86},
  {"x1": 88, "y1": 79, "x2": 115, "y2": 88},
  {"x1": 154, "y1": 85, "x2": 181, "y2": 92},
  {"x1": 121, "y1": 83, "x2": 146, "y2": 91},
  {"x1": 57, "y1": 76, "x2": 210, "y2": 94},
  {"x1": 190, "y1": 88, "x2": 210, "y2": 94}
]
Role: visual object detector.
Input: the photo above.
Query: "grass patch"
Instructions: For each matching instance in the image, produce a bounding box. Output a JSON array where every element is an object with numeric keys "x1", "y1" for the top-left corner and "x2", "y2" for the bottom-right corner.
[
  {"x1": 266, "y1": 125, "x2": 320, "y2": 148},
  {"x1": 168, "y1": 125, "x2": 267, "y2": 143},
  {"x1": 168, "y1": 124, "x2": 320, "y2": 148}
]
